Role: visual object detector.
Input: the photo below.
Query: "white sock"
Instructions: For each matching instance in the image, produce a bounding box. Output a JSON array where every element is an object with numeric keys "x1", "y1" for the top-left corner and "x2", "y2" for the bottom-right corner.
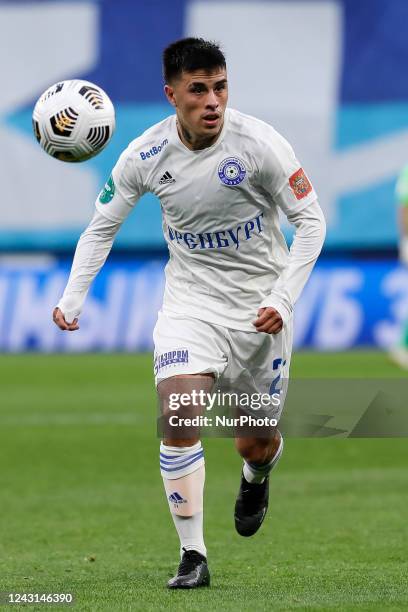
[
  {"x1": 172, "y1": 511, "x2": 205, "y2": 558},
  {"x1": 160, "y1": 442, "x2": 206, "y2": 558},
  {"x1": 243, "y1": 434, "x2": 284, "y2": 484}
]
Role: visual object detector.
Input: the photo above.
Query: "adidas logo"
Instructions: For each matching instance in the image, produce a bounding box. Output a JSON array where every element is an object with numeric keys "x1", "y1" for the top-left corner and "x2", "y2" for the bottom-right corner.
[
  {"x1": 168, "y1": 491, "x2": 187, "y2": 504},
  {"x1": 159, "y1": 171, "x2": 176, "y2": 185}
]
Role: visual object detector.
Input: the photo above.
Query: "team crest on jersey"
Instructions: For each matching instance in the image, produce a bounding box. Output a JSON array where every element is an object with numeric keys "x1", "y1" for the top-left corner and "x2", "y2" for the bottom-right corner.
[
  {"x1": 289, "y1": 168, "x2": 312, "y2": 200},
  {"x1": 218, "y1": 157, "x2": 246, "y2": 186}
]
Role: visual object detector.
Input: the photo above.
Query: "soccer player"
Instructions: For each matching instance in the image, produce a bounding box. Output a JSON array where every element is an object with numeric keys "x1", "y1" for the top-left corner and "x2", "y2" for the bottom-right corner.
[
  {"x1": 389, "y1": 163, "x2": 408, "y2": 368},
  {"x1": 53, "y1": 38, "x2": 326, "y2": 588}
]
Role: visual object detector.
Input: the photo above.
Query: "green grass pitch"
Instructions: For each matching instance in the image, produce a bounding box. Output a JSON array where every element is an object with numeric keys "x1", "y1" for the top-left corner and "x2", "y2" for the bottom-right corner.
[{"x1": 0, "y1": 351, "x2": 407, "y2": 611}]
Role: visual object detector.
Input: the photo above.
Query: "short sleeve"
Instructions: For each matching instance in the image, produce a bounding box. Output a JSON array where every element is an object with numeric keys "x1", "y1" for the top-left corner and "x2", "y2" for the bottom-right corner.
[
  {"x1": 95, "y1": 147, "x2": 147, "y2": 222},
  {"x1": 259, "y1": 129, "x2": 318, "y2": 215}
]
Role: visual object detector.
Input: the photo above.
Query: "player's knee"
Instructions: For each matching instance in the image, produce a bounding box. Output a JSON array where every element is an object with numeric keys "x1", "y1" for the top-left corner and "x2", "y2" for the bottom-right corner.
[
  {"x1": 157, "y1": 372, "x2": 215, "y2": 399},
  {"x1": 158, "y1": 373, "x2": 215, "y2": 440}
]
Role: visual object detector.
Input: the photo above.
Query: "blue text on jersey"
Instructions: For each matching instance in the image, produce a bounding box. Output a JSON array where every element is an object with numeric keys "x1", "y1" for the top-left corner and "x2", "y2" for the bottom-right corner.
[
  {"x1": 166, "y1": 212, "x2": 264, "y2": 250},
  {"x1": 139, "y1": 138, "x2": 169, "y2": 160}
]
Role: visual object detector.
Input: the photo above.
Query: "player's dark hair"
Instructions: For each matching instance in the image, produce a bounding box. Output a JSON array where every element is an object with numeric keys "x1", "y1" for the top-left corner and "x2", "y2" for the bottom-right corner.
[{"x1": 163, "y1": 37, "x2": 226, "y2": 83}]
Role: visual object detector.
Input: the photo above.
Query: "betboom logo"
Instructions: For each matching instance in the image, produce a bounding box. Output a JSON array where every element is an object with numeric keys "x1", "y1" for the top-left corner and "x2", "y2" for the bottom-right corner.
[{"x1": 139, "y1": 138, "x2": 169, "y2": 160}]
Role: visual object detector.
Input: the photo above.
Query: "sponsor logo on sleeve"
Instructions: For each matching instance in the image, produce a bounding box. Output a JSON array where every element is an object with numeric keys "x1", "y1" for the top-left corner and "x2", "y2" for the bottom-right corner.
[
  {"x1": 289, "y1": 168, "x2": 312, "y2": 200},
  {"x1": 99, "y1": 175, "x2": 115, "y2": 204}
]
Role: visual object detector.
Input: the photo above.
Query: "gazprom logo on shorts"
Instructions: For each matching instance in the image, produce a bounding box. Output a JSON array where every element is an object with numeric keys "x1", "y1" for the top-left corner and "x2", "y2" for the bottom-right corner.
[
  {"x1": 154, "y1": 348, "x2": 189, "y2": 375},
  {"x1": 139, "y1": 138, "x2": 169, "y2": 160},
  {"x1": 218, "y1": 156, "x2": 246, "y2": 186}
]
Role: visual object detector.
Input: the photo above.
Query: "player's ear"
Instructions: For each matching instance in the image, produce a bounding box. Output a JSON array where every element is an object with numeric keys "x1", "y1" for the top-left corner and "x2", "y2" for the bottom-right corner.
[{"x1": 164, "y1": 84, "x2": 177, "y2": 108}]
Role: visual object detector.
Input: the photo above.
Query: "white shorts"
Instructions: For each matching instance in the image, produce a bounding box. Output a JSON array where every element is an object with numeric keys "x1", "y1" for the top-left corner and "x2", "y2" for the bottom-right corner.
[{"x1": 153, "y1": 310, "x2": 293, "y2": 418}]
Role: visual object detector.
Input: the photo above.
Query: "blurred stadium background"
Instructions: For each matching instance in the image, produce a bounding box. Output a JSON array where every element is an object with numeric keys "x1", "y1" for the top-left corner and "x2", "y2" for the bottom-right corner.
[
  {"x1": 1, "y1": 1, "x2": 407, "y2": 609},
  {"x1": 1, "y1": 0, "x2": 408, "y2": 352}
]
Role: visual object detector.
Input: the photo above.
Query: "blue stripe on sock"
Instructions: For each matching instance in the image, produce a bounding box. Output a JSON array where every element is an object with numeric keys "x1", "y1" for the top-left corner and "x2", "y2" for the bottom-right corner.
[
  {"x1": 159, "y1": 449, "x2": 203, "y2": 466},
  {"x1": 160, "y1": 451, "x2": 204, "y2": 470},
  {"x1": 159, "y1": 448, "x2": 201, "y2": 461},
  {"x1": 160, "y1": 452, "x2": 204, "y2": 473}
]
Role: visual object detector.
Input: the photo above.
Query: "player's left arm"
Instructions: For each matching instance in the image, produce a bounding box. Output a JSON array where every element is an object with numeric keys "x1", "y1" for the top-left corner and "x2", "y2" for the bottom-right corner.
[
  {"x1": 254, "y1": 131, "x2": 326, "y2": 334},
  {"x1": 253, "y1": 199, "x2": 326, "y2": 333}
]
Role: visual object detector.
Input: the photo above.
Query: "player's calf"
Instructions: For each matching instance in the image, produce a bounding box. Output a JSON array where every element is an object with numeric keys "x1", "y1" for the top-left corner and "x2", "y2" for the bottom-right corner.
[
  {"x1": 235, "y1": 430, "x2": 282, "y2": 482},
  {"x1": 234, "y1": 432, "x2": 284, "y2": 536}
]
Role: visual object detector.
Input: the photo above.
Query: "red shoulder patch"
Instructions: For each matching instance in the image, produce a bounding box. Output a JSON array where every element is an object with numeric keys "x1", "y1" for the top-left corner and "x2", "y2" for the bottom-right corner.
[{"x1": 289, "y1": 168, "x2": 312, "y2": 200}]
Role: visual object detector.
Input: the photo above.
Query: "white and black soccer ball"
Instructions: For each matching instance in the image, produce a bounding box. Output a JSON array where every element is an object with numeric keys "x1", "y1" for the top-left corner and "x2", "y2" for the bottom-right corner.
[{"x1": 32, "y1": 79, "x2": 115, "y2": 162}]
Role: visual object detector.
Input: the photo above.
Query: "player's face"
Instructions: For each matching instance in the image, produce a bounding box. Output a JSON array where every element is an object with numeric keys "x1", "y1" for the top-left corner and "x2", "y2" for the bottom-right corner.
[{"x1": 164, "y1": 68, "x2": 228, "y2": 148}]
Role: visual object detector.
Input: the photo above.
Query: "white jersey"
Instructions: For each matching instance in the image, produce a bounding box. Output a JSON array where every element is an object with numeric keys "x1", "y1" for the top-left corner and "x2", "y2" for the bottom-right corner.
[{"x1": 94, "y1": 108, "x2": 319, "y2": 331}]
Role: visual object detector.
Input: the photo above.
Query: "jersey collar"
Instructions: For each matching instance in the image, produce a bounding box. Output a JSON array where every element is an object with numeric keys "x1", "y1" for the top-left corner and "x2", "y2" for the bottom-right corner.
[{"x1": 172, "y1": 108, "x2": 229, "y2": 155}]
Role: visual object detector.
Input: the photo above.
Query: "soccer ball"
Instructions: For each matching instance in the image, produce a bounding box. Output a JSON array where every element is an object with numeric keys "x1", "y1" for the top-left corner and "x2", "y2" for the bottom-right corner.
[{"x1": 32, "y1": 79, "x2": 115, "y2": 162}]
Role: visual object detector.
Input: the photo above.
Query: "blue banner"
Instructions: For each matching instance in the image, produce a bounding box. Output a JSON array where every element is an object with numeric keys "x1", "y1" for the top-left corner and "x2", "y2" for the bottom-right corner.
[{"x1": 0, "y1": 257, "x2": 407, "y2": 352}]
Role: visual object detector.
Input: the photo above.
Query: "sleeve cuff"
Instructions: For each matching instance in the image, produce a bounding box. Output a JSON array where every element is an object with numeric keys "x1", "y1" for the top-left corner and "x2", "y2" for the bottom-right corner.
[
  {"x1": 259, "y1": 292, "x2": 293, "y2": 326},
  {"x1": 56, "y1": 293, "x2": 84, "y2": 324}
]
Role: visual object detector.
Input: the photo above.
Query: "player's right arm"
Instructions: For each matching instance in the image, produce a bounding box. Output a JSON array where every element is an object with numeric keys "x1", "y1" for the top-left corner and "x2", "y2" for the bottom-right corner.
[{"x1": 54, "y1": 147, "x2": 146, "y2": 330}]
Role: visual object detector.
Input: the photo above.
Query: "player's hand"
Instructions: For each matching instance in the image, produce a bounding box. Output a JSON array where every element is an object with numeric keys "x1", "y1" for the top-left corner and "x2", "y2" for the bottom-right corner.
[
  {"x1": 253, "y1": 307, "x2": 283, "y2": 334},
  {"x1": 52, "y1": 307, "x2": 79, "y2": 331}
]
